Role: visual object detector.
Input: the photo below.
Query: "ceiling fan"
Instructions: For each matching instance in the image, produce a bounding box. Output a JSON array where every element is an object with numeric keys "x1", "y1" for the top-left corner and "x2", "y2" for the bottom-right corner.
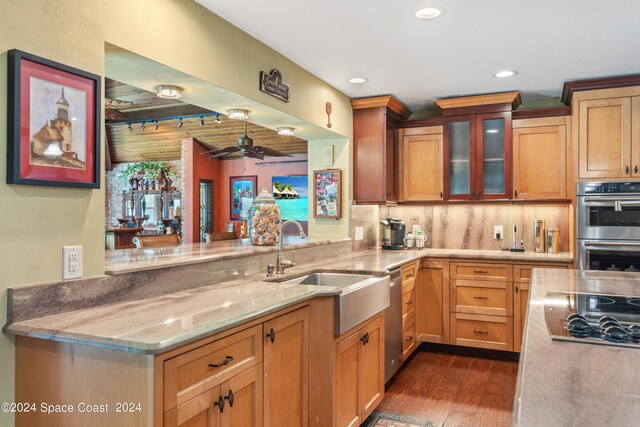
[{"x1": 204, "y1": 121, "x2": 292, "y2": 159}]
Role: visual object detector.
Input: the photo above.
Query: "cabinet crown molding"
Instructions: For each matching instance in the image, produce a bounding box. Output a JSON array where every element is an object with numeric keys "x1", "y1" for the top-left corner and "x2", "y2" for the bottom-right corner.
[
  {"x1": 435, "y1": 91, "x2": 521, "y2": 111},
  {"x1": 561, "y1": 74, "x2": 640, "y2": 106},
  {"x1": 351, "y1": 95, "x2": 412, "y2": 119}
]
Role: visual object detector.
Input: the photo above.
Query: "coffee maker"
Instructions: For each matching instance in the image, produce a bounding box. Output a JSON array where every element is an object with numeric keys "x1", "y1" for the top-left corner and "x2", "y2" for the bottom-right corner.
[{"x1": 380, "y1": 218, "x2": 406, "y2": 250}]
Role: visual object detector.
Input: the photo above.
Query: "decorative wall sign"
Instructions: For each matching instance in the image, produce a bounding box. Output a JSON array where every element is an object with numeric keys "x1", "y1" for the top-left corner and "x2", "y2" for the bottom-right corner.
[
  {"x1": 325, "y1": 101, "x2": 332, "y2": 128},
  {"x1": 230, "y1": 175, "x2": 257, "y2": 220},
  {"x1": 7, "y1": 49, "x2": 101, "y2": 188},
  {"x1": 313, "y1": 169, "x2": 342, "y2": 219},
  {"x1": 259, "y1": 69, "x2": 290, "y2": 102}
]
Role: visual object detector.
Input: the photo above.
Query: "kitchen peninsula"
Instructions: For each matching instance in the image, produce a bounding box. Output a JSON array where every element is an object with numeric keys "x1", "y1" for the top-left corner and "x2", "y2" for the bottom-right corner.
[{"x1": 5, "y1": 238, "x2": 572, "y2": 426}]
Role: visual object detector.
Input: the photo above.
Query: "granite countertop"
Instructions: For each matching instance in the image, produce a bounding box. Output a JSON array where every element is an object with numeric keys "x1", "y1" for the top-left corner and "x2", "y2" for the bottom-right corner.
[
  {"x1": 513, "y1": 269, "x2": 640, "y2": 426},
  {"x1": 5, "y1": 247, "x2": 572, "y2": 355},
  {"x1": 104, "y1": 236, "x2": 352, "y2": 275}
]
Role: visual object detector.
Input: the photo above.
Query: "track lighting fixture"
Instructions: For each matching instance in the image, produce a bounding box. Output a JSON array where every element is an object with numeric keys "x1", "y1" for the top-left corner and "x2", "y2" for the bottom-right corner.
[{"x1": 119, "y1": 112, "x2": 221, "y2": 131}]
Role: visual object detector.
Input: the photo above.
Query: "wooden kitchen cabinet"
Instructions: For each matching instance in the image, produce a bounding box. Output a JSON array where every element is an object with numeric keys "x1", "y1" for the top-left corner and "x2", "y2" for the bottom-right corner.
[
  {"x1": 400, "y1": 126, "x2": 444, "y2": 201},
  {"x1": 352, "y1": 96, "x2": 412, "y2": 203},
  {"x1": 512, "y1": 117, "x2": 568, "y2": 200},
  {"x1": 263, "y1": 307, "x2": 308, "y2": 427},
  {"x1": 335, "y1": 314, "x2": 385, "y2": 426},
  {"x1": 416, "y1": 259, "x2": 450, "y2": 344},
  {"x1": 164, "y1": 365, "x2": 262, "y2": 427},
  {"x1": 401, "y1": 260, "x2": 419, "y2": 360}
]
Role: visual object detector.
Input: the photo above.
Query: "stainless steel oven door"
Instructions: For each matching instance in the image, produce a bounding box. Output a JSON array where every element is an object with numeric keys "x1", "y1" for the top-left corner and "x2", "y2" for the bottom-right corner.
[
  {"x1": 577, "y1": 239, "x2": 640, "y2": 271},
  {"x1": 577, "y1": 195, "x2": 640, "y2": 240}
]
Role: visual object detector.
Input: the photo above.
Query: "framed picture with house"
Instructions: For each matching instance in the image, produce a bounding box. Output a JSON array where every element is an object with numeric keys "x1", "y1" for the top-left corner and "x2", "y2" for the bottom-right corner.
[{"x1": 6, "y1": 49, "x2": 101, "y2": 188}]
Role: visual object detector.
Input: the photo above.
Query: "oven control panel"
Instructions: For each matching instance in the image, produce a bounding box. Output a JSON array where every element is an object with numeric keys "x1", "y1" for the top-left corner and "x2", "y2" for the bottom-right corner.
[{"x1": 579, "y1": 181, "x2": 640, "y2": 195}]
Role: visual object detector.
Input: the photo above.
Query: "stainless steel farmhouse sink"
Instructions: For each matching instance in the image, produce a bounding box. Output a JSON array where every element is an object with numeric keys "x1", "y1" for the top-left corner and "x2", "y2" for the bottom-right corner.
[{"x1": 279, "y1": 272, "x2": 390, "y2": 335}]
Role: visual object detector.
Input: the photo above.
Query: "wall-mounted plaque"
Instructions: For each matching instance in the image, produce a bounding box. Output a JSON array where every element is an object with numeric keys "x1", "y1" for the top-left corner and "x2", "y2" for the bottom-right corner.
[{"x1": 259, "y1": 69, "x2": 290, "y2": 103}]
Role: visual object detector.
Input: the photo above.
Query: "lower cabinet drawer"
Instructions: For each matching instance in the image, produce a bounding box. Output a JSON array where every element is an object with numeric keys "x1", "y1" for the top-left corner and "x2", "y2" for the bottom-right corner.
[
  {"x1": 451, "y1": 280, "x2": 512, "y2": 316},
  {"x1": 449, "y1": 313, "x2": 513, "y2": 351},
  {"x1": 402, "y1": 285, "x2": 416, "y2": 321},
  {"x1": 163, "y1": 324, "x2": 263, "y2": 411},
  {"x1": 402, "y1": 315, "x2": 417, "y2": 360}
]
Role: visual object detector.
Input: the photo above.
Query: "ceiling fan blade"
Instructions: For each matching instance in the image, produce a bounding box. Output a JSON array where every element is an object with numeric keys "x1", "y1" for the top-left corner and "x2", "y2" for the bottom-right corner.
[
  {"x1": 208, "y1": 146, "x2": 241, "y2": 159},
  {"x1": 254, "y1": 146, "x2": 293, "y2": 158},
  {"x1": 243, "y1": 148, "x2": 265, "y2": 159},
  {"x1": 202, "y1": 145, "x2": 239, "y2": 155}
]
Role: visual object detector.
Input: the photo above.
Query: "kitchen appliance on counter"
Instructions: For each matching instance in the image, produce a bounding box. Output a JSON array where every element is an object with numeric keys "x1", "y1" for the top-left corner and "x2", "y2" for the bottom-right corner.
[
  {"x1": 545, "y1": 290, "x2": 640, "y2": 349},
  {"x1": 380, "y1": 218, "x2": 406, "y2": 250},
  {"x1": 384, "y1": 268, "x2": 403, "y2": 383},
  {"x1": 534, "y1": 219, "x2": 546, "y2": 253},
  {"x1": 577, "y1": 182, "x2": 640, "y2": 270}
]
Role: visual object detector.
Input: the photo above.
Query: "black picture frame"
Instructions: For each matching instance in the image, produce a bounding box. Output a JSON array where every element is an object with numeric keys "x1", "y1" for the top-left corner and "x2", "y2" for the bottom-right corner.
[{"x1": 7, "y1": 49, "x2": 101, "y2": 188}]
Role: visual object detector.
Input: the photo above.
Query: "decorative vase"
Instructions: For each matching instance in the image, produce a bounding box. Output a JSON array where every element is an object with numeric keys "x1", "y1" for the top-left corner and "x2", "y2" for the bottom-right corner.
[{"x1": 247, "y1": 188, "x2": 281, "y2": 246}]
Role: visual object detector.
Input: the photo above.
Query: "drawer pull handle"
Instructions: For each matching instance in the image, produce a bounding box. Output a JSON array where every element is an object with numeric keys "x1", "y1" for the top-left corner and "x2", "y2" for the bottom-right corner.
[
  {"x1": 515, "y1": 285, "x2": 519, "y2": 294},
  {"x1": 406, "y1": 336, "x2": 413, "y2": 341},
  {"x1": 266, "y1": 328, "x2": 276, "y2": 343},
  {"x1": 406, "y1": 300, "x2": 413, "y2": 305},
  {"x1": 360, "y1": 332, "x2": 370, "y2": 345},
  {"x1": 473, "y1": 296, "x2": 488, "y2": 301},
  {"x1": 474, "y1": 330, "x2": 488, "y2": 335},
  {"x1": 209, "y1": 355, "x2": 234, "y2": 368},
  {"x1": 224, "y1": 389, "x2": 235, "y2": 407},
  {"x1": 213, "y1": 395, "x2": 225, "y2": 413},
  {"x1": 473, "y1": 270, "x2": 489, "y2": 274}
]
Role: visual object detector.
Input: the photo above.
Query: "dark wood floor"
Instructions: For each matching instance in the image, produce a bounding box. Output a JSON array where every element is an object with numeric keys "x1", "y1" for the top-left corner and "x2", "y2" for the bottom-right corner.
[{"x1": 377, "y1": 349, "x2": 519, "y2": 427}]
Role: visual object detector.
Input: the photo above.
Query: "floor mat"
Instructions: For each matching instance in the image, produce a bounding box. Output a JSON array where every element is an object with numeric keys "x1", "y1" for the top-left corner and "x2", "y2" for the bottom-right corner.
[{"x1": 361, "y1": 410, "x2": 443, "y2": 427}]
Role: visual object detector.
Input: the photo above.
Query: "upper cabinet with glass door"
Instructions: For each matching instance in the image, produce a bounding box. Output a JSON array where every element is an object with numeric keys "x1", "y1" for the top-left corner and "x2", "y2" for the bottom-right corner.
[{"x1": 437, "y1": 92, "x2": 519, "y2": 201}]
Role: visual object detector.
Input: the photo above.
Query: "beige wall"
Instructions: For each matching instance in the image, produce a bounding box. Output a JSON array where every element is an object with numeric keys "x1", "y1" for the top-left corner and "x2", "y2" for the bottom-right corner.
[
  {"x1": 0, "y1": 1, "x2": 353, "y2": 425},
  {"x1": 307, "y1": 138, "x2": 352, "y2": 238}
]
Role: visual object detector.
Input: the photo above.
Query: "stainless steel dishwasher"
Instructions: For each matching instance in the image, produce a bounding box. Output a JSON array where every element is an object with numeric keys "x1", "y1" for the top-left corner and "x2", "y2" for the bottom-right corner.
[{"x1": 384, "y1": 268, "x2": 403, "y2": 383}]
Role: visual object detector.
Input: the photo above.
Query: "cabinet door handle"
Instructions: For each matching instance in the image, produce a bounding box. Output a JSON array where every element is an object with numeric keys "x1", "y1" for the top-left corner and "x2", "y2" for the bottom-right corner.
[
  {"x1": 213, "y1": 395, "x2": 225, "y2": 413},
  {"x1": 224, "y1": 390, "x2": 235, "y2": 407},
  {"x1": 515, "y1": 285, "x2": 519, "y2": 294},
  {"x1": 360, "y1": 332, "x2": 369, "y2": 345},
  {"x1": 406, "y1": 336, "x2": 413, "y2": 341},
  {"x1": 514, "y1": 190, "x2": 518, "y2": 198},
  {"x1": 626, "y1": 166, "x2": 630, "y2": 174},
  {"x1": 440, "y1": 191, "x2": 443, "y2": 199},
  {"x1": 266, "y1": 328, "x2": 276, "y2": 343},
  {"x1": 406, "y1": 300, "x2": 413, "y2": 305},
  {"x1": 635, "y1": 165, "x2": 639, "y2": 174},
  {"x1": 472, "y1": 191, "x2": 476, "y2": 200},
  {"x1": 209, "y1": 355, "x2": 234, "y2": 368},
  {"x1": 473, "y1": 296, "x2": 488, "y2": 301},
  {"x1": 473, "y1": 330, "x2": 488, "y2": 335},
  {"x1": 473, "y1": 270, "x2": 489, "y2": 274}
]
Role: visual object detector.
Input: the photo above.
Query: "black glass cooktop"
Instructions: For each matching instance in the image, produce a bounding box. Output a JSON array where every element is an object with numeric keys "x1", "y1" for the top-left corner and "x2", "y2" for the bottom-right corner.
[{"x1": 545, "y1": 291, "x2": 640, "y2": 349}]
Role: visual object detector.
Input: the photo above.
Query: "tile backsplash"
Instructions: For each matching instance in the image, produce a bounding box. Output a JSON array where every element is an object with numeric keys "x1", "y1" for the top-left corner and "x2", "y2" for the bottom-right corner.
[{"x1": 352, "y1": 203, "x2": 570, "y2": 253}]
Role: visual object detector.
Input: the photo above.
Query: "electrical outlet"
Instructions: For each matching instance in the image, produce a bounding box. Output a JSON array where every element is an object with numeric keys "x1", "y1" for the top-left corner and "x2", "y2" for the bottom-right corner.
[
  {"x1": 354, "y1": 226, "x2": 364, "y2": 241},
  {"x1": 494, "y1": 226, "x2": 504, "y2": 240},
  {"x1": 63, "y1": 246, "x2": 83, "y2": 280}
]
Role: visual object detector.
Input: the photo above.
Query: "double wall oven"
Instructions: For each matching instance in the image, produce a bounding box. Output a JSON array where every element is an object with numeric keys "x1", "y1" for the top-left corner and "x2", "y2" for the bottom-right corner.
[{"x1": 577, "y1": 182, "x2": 640, "y2": 271}]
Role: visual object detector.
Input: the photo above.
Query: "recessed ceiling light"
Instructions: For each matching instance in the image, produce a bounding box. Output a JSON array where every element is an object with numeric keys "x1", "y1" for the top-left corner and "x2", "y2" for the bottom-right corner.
[
  {"x1": 156, "y1": 85, "x2": 183, "y2": 99},
  {"x1": 228, "y1": 109, "x2": 249, "y2": 120},
  {"x1": 277, "y1": 127, "x2": 295, "y2": 136},
  {"x1": 348, "y1": 77, "x2": 368, "y2": 84},
  {"x1": 493, "y1": 70, "x2": 518, "y2": 78},
  {"x1": 415, "y1": 7, "x2": 446, "y2": 20}
]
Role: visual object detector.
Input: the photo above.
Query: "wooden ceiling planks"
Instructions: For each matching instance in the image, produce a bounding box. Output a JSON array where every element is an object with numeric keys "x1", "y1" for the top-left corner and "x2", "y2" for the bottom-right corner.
[{"x1": 104, "y1": 78, "x2": 307, "y2": 163}]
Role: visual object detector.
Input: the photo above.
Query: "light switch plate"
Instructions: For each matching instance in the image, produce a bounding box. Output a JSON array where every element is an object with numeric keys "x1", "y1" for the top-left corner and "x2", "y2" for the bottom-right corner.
[
  {"x1": 354, "y1": 226, "x2": 364, "y2": 241},
  {"x1": 63, "y1": 246, "x2": 83, "y2": 280}
]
